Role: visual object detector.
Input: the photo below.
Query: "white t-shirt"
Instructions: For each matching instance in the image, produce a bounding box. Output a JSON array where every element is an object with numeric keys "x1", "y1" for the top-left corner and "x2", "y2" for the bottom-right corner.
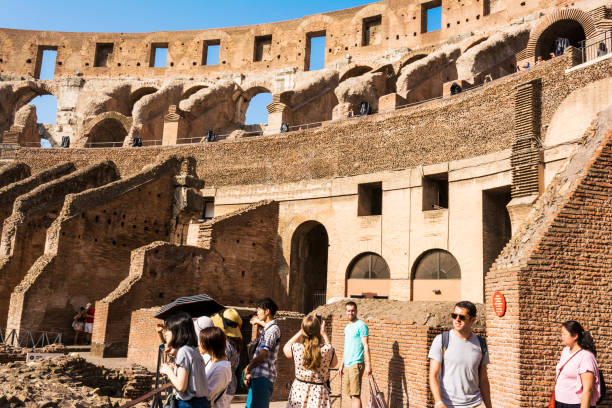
[
  {"x1": 205, "y1": 360, "x2": 232, "y2": 408},
  {"x1": 428, "y1": 331, "x2": 489, "y2": 408}
]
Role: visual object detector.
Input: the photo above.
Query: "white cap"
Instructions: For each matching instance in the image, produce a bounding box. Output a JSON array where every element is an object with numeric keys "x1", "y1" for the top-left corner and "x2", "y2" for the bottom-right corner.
[{"x1": 193, "y1": 316, "x2": 214, "y2": 339}]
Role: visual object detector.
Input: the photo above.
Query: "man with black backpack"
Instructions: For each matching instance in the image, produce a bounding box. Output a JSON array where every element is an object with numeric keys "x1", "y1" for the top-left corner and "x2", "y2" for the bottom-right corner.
[{"x1": 428, "y1": 301, "x2": 492, "y2": 408}]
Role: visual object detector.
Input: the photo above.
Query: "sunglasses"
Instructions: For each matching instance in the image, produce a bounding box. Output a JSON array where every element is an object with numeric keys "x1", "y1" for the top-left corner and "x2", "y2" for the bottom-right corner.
[{"x1": 450, "y1": 313, "x2": 469, "y2": 321}]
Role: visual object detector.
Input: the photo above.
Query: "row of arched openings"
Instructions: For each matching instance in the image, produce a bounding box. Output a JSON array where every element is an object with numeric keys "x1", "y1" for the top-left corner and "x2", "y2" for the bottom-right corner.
[{"x1": 290, "y1": 220, "x2": 461, "y2": 313}]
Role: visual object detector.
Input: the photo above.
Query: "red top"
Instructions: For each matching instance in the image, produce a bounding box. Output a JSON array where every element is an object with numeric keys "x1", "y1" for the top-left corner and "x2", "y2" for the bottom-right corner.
[{"x1": 86, "y1": 308, "x2": 95, "y2": 323}]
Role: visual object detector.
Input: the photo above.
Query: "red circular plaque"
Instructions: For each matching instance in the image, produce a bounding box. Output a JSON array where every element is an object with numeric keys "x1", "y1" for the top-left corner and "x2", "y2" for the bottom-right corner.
[{"x1": 492, "y1": 291, "x2": 506, "y2": 317}]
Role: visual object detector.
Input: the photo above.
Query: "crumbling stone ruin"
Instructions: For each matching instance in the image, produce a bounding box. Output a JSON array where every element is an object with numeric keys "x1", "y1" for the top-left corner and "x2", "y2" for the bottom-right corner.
[{"x1": 0, "y1": 0, "x2": 611, "y2": 407}]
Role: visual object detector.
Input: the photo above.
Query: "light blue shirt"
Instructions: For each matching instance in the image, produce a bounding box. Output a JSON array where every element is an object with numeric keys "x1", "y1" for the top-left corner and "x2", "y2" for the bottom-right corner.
[{"x1": 343, "y1": 319, "x2": 368, "y2": 366}]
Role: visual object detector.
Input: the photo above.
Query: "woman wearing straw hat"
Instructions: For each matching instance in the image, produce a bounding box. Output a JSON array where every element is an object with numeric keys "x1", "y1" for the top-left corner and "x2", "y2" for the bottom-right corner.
[{"x1": 212, "y1": 308, "x2": 243, "y2": 406}]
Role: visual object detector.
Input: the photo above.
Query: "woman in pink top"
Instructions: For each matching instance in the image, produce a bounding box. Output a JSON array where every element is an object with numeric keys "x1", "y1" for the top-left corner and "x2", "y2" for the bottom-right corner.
[{"x1": 554, "y1": 320, "x2": 601, "y2": 408}]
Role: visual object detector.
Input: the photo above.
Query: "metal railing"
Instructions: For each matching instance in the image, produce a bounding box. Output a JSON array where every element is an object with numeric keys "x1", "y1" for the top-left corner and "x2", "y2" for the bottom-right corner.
[
  {"x1": 312, "y1": 291, "x2": 327, "y2": 310},
  {"x1": 0, "y1": 327, "x2": 63, "y2": 348},
  {"x1": 579, "y1": 30, "x2": 612, "y2": 64}
]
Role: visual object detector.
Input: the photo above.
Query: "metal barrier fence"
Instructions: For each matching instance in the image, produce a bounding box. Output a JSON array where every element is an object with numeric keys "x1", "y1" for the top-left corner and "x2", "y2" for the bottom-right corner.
[
  {"x1": 0, "y1": 327, "x2": 63, "y2": 348},
  {"x1": 579, "y1": 30, "x2": 612, "y2": 64}
]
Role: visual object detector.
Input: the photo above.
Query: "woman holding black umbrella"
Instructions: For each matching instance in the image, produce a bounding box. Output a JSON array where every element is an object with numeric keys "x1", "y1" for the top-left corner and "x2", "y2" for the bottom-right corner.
[{"x1": 159, "y1": 312, "x2": 211, "y2": 408}]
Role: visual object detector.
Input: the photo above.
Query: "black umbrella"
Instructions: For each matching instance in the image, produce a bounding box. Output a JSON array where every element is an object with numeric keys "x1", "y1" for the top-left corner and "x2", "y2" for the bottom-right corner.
[{"x1": 154, "y1": 294, "x2": 224, "y2": 321}]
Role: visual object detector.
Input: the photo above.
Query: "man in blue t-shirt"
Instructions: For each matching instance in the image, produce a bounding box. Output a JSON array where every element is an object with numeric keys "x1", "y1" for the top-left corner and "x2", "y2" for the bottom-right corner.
[{"x1": 339, "y1": 301, "x2": 371, "y2": 408}]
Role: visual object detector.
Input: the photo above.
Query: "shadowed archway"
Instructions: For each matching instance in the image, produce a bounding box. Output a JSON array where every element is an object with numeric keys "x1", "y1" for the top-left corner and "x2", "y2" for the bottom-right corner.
[{"x1": 289, "y1": 221, "x2": 328, "y2": 313}]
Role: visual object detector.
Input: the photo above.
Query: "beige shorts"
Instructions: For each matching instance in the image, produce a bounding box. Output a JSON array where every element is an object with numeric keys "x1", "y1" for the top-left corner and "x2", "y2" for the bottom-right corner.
[{"x1": 343, "y1": 363, "x2": 364, "y2": 396}]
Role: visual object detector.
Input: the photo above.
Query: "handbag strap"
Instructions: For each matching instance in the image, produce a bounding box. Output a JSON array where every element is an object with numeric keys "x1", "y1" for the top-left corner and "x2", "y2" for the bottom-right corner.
[{"x1": 555, "y1": 349, "x2": 582, "y2": 383}]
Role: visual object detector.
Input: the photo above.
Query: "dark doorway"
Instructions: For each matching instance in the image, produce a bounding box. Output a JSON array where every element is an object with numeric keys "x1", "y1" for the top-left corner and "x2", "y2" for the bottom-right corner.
[
  {"x1": 290, "y1": 221, "x2": 329, "y2": 313},
  {"x1": 86, "y1": 118, "x2": 128, "y2": 148},
  {"x1": 536, "y1": 20, "x2": 586, "y2": 60},
  {"x1": 482, "y1": 186, "x2": 512, "y2": 276}
]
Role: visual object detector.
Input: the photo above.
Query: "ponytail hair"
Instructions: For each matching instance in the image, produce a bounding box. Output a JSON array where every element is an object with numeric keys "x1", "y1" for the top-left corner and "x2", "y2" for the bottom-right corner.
[
  {"x1": 301, "y1": 314, "x2": 324, "y2": 370},
  {"x1": 562, "y1": 320, "x2": 597, "y2": 356}
]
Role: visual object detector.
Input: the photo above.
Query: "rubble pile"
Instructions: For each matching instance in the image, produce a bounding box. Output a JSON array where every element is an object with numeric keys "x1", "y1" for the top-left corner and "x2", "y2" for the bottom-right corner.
[{"x1": 0, "y1": 355, "x2": 154, "y2": 408}]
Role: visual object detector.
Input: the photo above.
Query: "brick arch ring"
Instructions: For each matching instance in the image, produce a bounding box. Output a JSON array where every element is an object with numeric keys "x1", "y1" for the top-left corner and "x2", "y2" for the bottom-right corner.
[
  {"x1": 81, "y1": 111, "x2": 133, "y2": 143},
  {"x1": 523, "y1": 8, "x2": 597, "y2": 59}
]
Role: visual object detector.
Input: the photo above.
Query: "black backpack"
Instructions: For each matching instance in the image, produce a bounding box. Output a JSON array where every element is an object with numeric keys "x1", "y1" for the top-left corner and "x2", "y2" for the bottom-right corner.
[
  {"x1": 441, "y1": 330, "x2": 487, "y2": 364},
  {"x1": 598, "y1": 369, "x2": 607, "y2": 405}
]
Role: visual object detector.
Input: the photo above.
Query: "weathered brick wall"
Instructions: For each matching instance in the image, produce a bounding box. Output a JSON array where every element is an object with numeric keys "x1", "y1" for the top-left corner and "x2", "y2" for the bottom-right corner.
[
  {"x1": 5, "y1": 157, "x2": 183, "y2": 339},
  {"x1": 0, "y1": 162, "x2": 74, "y2": 227},
  {"x1": 10, "y1": 57, "x2": 611, "y2": 189},
  {"x1": 92, "y1": 200, "x2": 281, "y2": 357},
  {"x1": 126, "y1": 307, "x2": 162, "y2": 370},
  {"x1": 92, "y1": 242, "x2": 225, "y2": 357},
  {"x1": 0, "y1": 161, "x2": 119, "y2": 327},
  {"x1": 486, "y1": 110, "x2": 612, "y2": 407},
  {"x1": 0, "y1": 162, "x2": 30, "y2": 189},
  {"x1": 199, "y1": 200, "x2": 287, "y2": 308}
]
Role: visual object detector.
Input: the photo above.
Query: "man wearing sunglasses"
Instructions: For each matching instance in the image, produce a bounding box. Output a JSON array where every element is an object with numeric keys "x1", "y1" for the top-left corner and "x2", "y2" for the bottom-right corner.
[{"x1": 428, "y1": 301, "x2": 492, "y2": 408}]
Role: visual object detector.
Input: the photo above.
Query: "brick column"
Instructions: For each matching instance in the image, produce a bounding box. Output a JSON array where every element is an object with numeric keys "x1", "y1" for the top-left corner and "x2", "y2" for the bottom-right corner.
[
  {"x1": 507, "y1": 79, "x2": 543, "y2": 235},
  {"x1": 162, "y1": 105, "x2": 187, "y2": 145}
]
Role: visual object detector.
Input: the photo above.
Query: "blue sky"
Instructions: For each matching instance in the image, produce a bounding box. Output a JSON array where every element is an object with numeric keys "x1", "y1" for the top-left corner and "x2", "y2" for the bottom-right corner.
[{"x1": 1, "y1": 0, "x2": 375, "y2": 130}]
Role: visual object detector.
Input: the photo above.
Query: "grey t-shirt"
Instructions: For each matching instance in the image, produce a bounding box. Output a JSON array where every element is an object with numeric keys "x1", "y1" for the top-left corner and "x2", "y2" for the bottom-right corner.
[
  {"x1": 175, "y1": 345, "x2": 209, "y2": 401},
  {"x1": 428, "y1": 331, "x2": 489, "y2": 408}
]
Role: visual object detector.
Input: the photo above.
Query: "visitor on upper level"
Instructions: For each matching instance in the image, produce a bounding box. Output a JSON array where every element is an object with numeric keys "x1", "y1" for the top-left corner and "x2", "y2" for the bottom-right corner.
[
  {"x1": 535, "y1": 56, "x2": 544, "y2": 66},
  {"x1": 597, "y1": 42, "x2": 608, "y2": 58},
  {"x1": 450, "y1": 82, "x2": 462, "y2": 95}
]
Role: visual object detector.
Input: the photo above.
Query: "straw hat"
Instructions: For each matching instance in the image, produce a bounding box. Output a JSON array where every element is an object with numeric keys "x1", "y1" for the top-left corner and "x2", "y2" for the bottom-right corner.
[{"x1": 212, "y1": 308, "x2": 242, "y2": 339}]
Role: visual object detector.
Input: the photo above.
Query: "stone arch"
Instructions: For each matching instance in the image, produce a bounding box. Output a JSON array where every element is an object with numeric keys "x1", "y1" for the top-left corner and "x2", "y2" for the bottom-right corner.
[
  {"x1": 339, "y1": 65, "x2": 374, "y2": 82},
  {"x1": 128, "y1": 86, "x2": 158, "y2": 115},
  {"x1": 346, "y1": 252, "x2": 390, "y2": 298},
  {"x1": 181, "y1": 85, "x2": 209, "y2": 100},
  {"x1": 411, "y1": 248, "x2": 461, "y2": 301},
  {"x1": 289, "y1": 221, "x2": 329, "y2": 313},
  {"x1": 524, "y1": 9, "x2": 596, "y2": 59},
  {"x1": 236, "y1": 85, "x2": 273, "y2": 125},
  {"x1": 82, "y1": 111, "x2": 132, "y2": 148},
  {"x1": 462, "y1": 36, "x2": 489, "y2": 53},
  {"x1": 10, "y1": 81, "x2": 56, "y2": 113},
  {"x1": 398, "y1": 53, "x2": 428, "y2": 71}
]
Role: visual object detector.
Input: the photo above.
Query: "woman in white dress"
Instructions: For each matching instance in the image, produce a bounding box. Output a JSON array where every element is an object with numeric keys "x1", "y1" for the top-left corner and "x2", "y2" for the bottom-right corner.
[{"x1": 283, "y1": 314, "x2": 338, "y2": 408}]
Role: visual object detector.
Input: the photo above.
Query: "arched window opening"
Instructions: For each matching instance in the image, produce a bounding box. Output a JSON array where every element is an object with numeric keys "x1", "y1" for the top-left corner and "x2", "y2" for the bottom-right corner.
[
  {"x1": 348, "y1": 252, "x2": 390, "y2": 279},
  {"x1": 536, "y1": 20, "x2": 586, "y2": 60},
  {"x1": 86, "y1": 118, "x2": 128, "y2": 148},
  {"x1": 245, "y1": 92, "x2": 272, "y2": 125},
  {"x1": 412, "y1": 249, "x2": 460, "y2": 279},
  {"x1": 346, "y1": 252, "x2": 390, "y2": 299},
  {"x1": 411, "y1": 249, "x2": 461, "y2": 301}
]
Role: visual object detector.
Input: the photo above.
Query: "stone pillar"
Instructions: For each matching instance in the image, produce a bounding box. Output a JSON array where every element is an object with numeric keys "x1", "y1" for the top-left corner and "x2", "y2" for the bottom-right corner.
[
  {"x1": 507, "y1": 78, "x2": 543, "y2": 234},
  {"x1": 265, "y1": 97, "x2": 292, "y2": 135},
  {"x1": 378, "y1": 93, "x2": 407, "y2": 112},
  {"x1": 162, "y1": 105, "x2": 187, "y2": 145}
]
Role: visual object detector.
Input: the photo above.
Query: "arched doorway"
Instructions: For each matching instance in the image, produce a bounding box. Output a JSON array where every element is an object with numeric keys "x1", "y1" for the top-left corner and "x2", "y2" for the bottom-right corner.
[
  {"x1": 411, "y1": 249, "x2": 461, "y2": 301},
  {"x1": 85, "y1": 118, "x2": 128, "y2": 148},
  {"x1": 346, "y1": 252, "x2": 390, "y2": 298},
  {"x1": 535, "y1": 20, "x2": 586, "y2": 60},
  {"x1": 289, "y1": 221, "x2": 328, "y2": 313}
]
